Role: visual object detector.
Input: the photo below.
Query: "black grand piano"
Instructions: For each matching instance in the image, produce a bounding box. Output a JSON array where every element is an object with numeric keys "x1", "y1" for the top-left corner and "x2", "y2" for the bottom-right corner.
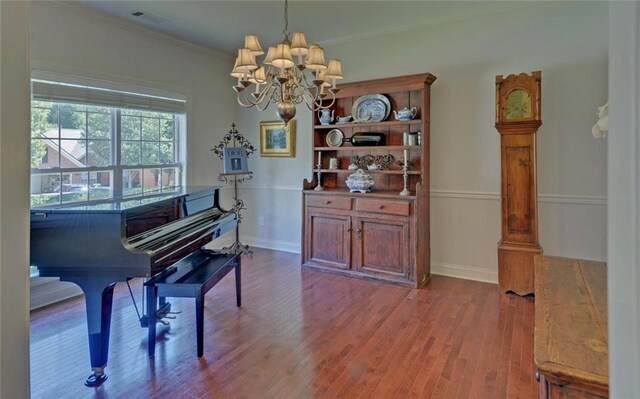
[{"x1": 30, "y1": 186, "x2": 237, "y2": 386}]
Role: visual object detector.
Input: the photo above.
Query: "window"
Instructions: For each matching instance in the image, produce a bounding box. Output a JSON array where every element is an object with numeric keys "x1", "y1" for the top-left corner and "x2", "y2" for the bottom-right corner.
[{"x1": 30, "y1": 99, "x2": 184, "y2": 207}]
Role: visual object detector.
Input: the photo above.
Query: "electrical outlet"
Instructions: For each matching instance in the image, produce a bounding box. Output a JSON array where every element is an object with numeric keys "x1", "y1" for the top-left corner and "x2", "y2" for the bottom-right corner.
[{"x1": 259, "y1": 216, "x2": 265, "y2": 226}]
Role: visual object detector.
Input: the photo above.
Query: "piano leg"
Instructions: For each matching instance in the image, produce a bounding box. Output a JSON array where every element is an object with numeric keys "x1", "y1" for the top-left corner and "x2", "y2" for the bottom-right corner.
[
  {"x1": 235, "y1": 256, "x2": 242, "y2": 307},
  {"x1": 67, "y1": 278, "x2": 116, "y2": 387},
  {"x1": 147, "y1": 283, "x2": 158, "y2": 357},
  {"x1": 195, "y1": 288, "x2": 204, "y2": 357}
]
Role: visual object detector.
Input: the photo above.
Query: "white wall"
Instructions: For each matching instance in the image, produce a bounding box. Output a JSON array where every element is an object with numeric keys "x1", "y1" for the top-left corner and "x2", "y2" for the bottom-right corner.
[
  {"x1": 0, "y1": 1, "x2": 32, "y2": 397},
  {"x1": 30, "y1": 1, "x2": 236, "y2": 186},
  {"x1": 235, "y1": 1, "x2": 609, "y2": 282},
  {"x1": 28, "y1": 2, "x2": 237, "y2": 308},
  {"x1": 608, "y1": 2, "x2": 640, "y2": 397}
]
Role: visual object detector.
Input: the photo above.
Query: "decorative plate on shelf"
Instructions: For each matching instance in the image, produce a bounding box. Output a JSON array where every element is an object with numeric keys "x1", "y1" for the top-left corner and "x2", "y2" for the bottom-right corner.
[
  {"x1": 352, "y1": 94, "x2": 391, "y2": 123},
  {"x1": 325, "y1": 129, "x2": 344, "y2": 147}
]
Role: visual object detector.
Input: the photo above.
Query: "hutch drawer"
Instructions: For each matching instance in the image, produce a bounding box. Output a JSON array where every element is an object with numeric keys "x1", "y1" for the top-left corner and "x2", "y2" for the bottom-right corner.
[
  {"x1": 356, "y1": 198, "x2": 410, "y2": 216},
  {"x1": 307, "y1": 196, "x2": 352, "y2": 210}
]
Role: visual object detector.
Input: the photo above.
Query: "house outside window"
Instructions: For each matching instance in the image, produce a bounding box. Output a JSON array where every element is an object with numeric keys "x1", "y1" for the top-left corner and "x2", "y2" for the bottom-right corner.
[{"x1": 30, "y1": 80, "x2": 186, "y2": 207}]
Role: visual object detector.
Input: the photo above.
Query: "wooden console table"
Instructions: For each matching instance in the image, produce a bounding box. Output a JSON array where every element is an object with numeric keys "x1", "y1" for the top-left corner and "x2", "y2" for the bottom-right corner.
[{"x1": 534, "y1": 255, "x2": 608, "y2": 398}]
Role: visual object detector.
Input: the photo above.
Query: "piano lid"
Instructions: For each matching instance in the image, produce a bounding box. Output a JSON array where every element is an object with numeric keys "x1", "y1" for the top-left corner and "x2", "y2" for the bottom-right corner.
[{"x1": 31, "y1": 186, "x2": 221, "y2": 214}]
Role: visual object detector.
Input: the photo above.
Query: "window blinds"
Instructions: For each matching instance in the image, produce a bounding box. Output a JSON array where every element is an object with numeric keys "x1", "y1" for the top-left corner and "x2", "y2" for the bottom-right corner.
[{"x1": 31, "y1": 79, "x2": 186, "y2": 114}]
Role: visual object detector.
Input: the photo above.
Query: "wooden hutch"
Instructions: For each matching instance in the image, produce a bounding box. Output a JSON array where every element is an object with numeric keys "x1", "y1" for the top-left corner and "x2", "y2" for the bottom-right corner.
[{"x1": 301, "y1": 73, "x2": 436, "y2": 288}]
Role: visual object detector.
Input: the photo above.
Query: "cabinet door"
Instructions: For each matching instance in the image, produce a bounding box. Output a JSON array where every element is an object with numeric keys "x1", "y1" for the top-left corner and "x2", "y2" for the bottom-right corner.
[
  {"x1": 501, "y1": 134, "x2": 538, "y2": 244},
  {"x1": 354, "y1": 217, "x2": 410, "y2": 278},
  {"x1": 305, "y1": 210, "x2": 351, "y2": 269}
]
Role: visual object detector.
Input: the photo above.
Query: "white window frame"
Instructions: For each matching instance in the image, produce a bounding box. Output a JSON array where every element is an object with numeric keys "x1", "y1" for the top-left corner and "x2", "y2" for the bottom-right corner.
[{"x1": 30, "y1": 85, "x2": 187, "y2": 205}]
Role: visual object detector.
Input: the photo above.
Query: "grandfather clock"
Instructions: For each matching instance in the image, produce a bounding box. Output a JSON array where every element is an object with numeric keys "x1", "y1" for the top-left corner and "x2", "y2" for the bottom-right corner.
[{"x1": 495, "y1": 71, "x2": 543, "y2": 295}]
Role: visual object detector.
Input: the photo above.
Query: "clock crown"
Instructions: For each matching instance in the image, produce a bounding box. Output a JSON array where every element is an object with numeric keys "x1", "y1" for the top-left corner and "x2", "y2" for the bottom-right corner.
[{"x1": 495, "y1": 70, "x2": 541, "y2": 124}]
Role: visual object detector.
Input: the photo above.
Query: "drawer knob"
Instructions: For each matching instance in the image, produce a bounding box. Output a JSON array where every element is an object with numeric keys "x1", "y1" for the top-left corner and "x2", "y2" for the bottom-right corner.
[
  {"x1": 379, "y1": 205, "x2": 385, "y2": 209},
  {"x1": 326, "y1": 201, "x2": 331, "y2": 204}
]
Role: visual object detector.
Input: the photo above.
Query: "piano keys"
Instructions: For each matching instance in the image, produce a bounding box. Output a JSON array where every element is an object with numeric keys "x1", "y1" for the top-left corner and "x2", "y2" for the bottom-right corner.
[{"x1": 30, "y1": 186, "x2": 236, "y2": 387}]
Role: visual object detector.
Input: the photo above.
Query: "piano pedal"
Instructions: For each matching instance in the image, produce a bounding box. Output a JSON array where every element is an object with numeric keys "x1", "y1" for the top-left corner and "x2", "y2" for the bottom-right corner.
[{"x1": 153, "y1": 309, "x2": 180, "y2": 321}]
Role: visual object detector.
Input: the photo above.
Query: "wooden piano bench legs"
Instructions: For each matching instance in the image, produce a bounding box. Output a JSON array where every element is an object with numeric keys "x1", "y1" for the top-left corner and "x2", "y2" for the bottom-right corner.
[{"x1": 144, "y1": 249, "x2": 242, "y2": 358}]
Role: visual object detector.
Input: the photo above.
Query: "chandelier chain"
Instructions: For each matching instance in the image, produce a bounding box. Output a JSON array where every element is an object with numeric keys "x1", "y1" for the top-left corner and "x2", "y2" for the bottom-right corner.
[{"x1": 283, "y1": 0, "x2": 289, "y2": 38}]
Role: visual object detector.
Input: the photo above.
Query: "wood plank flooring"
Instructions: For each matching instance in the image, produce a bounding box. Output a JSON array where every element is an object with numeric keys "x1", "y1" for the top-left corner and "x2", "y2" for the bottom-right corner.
[{"x1": 30, "y1": 248, "x2": 536, "y2": 399}]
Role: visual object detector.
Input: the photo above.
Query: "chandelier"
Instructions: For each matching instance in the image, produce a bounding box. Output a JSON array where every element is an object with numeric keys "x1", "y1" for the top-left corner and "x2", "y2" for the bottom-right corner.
[{"x1": 230, "y1": 0, "x2": 344, "y2": 124}]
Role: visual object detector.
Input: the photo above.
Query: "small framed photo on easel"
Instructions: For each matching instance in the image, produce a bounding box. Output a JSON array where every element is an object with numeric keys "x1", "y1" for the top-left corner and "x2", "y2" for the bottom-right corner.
[{"x1": 223, "y1": 147, "x2": 249, "y2": 173}]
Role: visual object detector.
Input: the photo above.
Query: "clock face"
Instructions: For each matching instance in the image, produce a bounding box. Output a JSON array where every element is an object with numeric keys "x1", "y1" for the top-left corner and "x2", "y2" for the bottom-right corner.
[{"x1": 505, "y1": 89, "x2": 532, "y2": 120}]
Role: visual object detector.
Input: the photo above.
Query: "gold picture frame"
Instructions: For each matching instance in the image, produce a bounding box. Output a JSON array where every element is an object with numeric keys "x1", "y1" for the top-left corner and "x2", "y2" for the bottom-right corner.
[{"x1": 260, "y1": 120, "x2": 296, "y2": 157}]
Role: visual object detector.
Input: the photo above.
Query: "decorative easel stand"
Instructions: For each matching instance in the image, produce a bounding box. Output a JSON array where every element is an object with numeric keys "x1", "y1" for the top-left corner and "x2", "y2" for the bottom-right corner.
[{"x1": 212, "y1": 123, "x2": 256, "y2": 256}]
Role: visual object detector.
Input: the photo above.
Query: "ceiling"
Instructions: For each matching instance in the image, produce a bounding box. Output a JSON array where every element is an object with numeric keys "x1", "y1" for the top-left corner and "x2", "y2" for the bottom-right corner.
[{"x1": 79, "y1": 1, "x2": 516, "y2": 55}]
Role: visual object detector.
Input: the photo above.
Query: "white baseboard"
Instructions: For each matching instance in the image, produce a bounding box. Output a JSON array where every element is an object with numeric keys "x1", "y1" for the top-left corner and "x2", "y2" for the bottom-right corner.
[
  {"x1": 240, "y1": 235, "x2": 301, "y2": 254},
  {"x1": 30, "y1": 278, "x2": 82, "y2": 310},
  {"x1": 430, "y1": 260, "x2": 498, "y2": 284},
  {"x1": 233, "y1": 235, "x2": 499, "y2": 285},
  {"x1": 205, "y1": 234, "x2": 302, "y2": 254}
]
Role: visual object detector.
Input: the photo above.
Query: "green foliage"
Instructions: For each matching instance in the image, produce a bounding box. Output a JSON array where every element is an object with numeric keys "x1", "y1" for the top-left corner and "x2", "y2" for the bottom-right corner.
[
  {"x1": 89, "y1": 188, "x2": 112, "y2": 200},
  {"x1": 121, "y1": 115, "x2": 140, "y2": 140},
  {"x1": 30, "y1": 105, "x2": 54, "y2": 167},
  {"x1": 120, "y1": 114, "x2": 175, "y2": 165},
  {"x1": 47, "y1": 103, "x2": 85, "y2": 129},
  {"x1": 30, "y1": 192, "x2": 87, "y2": 207},
  {"x1": 85, "y1": 111, "x2": 111, "y2": 166}
]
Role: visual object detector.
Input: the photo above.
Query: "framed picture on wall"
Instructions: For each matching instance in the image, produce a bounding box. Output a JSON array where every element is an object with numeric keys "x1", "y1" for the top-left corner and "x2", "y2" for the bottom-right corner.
[
  {"x1": 260, "y1": 120, "x2": 296, "y2": 157},
  {"x1": 223, "y1": 147, "x2": 249, "y2": 173}
]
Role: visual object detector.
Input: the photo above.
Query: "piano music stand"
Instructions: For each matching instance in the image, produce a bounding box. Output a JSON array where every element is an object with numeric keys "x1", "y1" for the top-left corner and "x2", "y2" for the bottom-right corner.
[{"x1": 212, "y1": 123, "x2": 255, "y2": 256}]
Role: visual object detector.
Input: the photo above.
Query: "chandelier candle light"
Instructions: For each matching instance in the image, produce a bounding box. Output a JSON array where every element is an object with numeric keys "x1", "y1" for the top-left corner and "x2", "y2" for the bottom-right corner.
[{"x1": 230, "y1": 0, "x2": 344, "y2": 124}]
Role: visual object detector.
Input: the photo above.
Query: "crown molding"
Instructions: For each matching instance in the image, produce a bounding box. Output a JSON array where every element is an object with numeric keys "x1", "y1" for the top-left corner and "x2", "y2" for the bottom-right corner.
[{"x1": 48, "y1": 1, "x2": 232, "y2": 61}]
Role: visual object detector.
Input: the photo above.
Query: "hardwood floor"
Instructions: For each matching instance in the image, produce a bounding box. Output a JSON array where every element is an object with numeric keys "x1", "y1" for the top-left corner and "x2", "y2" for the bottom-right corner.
[{"x1": 30, "y1": 248, "x2": 537, "y2": 399}]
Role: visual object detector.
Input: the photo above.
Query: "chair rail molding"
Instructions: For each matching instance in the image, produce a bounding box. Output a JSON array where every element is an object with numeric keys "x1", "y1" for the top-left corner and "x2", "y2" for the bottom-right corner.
[
  {"x1": 235, "y1": 186, "x2": 607, "y2": 206},
  {"x1": 430, "y1": 189, "x2": 606, "y2": 205}
]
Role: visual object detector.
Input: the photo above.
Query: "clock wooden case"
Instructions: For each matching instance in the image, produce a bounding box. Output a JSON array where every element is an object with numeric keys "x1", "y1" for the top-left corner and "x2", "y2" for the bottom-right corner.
[
  {"x1": 495, "y1": 71, "x2": 543, "y2": 295},
  {"x1": 301, "y1": 73, "x2": 436, "y2": 288}
]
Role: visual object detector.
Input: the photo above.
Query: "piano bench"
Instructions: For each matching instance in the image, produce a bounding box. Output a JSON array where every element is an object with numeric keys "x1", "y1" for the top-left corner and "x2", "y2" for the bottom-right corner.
[{"x1": 144, "y1": 249, "x2": 242, "y2": 357}]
